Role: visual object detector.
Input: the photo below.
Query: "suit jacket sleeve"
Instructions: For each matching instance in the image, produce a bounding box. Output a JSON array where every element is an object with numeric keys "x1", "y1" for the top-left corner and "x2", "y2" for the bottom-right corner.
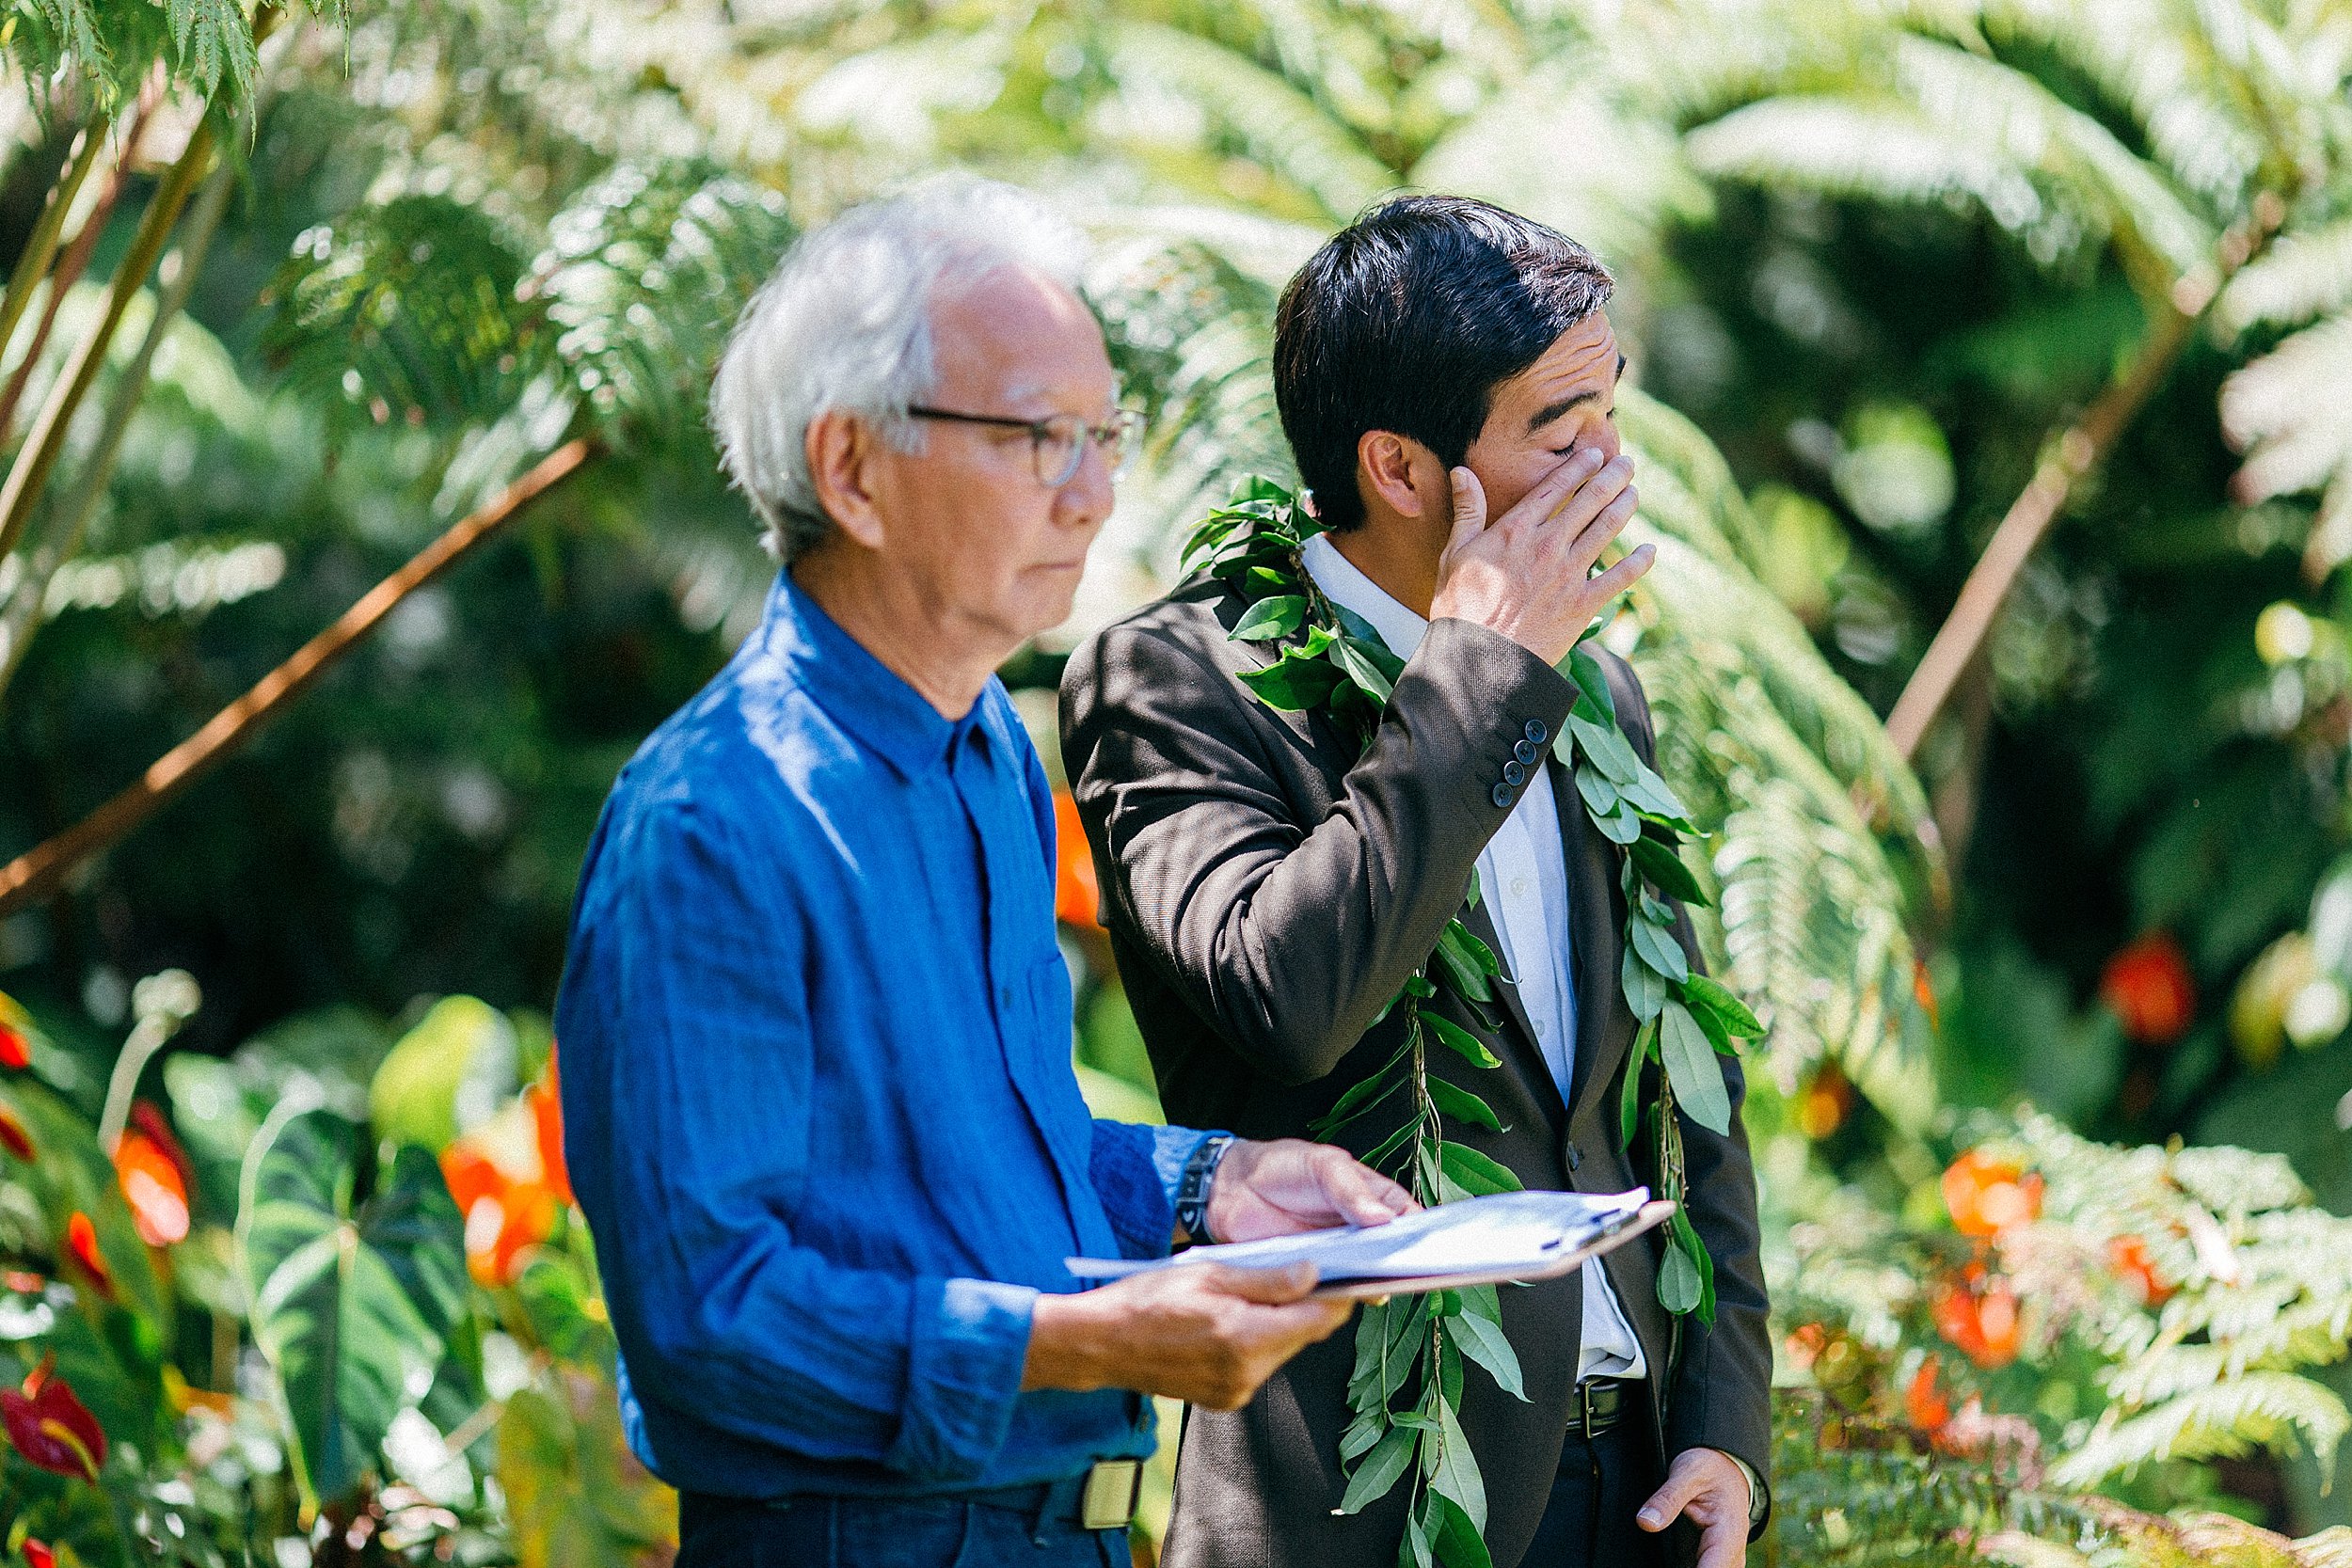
[
  {"x1": 1061, "y1": 610, "x2": 1576, "y2": 1086},
  {"x1": 1604, "y1": 657, "x2": 1775, "y2": 1530}
]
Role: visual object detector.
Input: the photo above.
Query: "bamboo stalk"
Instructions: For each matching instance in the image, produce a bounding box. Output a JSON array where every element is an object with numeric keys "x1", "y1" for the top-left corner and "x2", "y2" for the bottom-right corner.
[
  {"x1": 0, "y1": 119, "x2": 110, "y2": 372},
  {"x1": 0, "y1": 103, "x2": 155, "y2": 445},
  {"x1": 0, "y1": 438, "x2": 598, "y2": 917},
  {"x1": 0, "y1": 157, "x2": 238, "y2": 698},
  {"x1": 0, "y1": 116, "x2": 213, "y2": 566}
]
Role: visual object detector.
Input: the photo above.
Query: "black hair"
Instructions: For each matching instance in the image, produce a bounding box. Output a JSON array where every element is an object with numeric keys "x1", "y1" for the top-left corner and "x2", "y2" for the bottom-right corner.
[{"x1": 1272, "y1": 195, "x2": 1613, "y2": 531}]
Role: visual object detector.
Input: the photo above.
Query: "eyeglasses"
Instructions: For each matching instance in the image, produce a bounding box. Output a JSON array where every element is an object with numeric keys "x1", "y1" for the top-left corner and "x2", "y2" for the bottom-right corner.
[{"x1": 906, "y1": 405, "x2": 1145, "y2": 489}]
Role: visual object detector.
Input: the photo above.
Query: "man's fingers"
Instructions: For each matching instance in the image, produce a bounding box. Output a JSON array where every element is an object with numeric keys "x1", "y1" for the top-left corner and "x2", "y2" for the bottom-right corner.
[
  {"x1": 1695, "y1": 1512, "x2": 1746, "y2": 1568},
  {"x1": 1200, "y1": 1260, "x2": 1321, "y2": 1304},
  {"x1": 1637, "y1": 1465, "x2": 1703, "y2": 1532},
  {"x1": 1314, "y1": 1148, "x2": 1414, "y2": 1226},
  {"x1": 1447, "y1": 467, "x2": 1487, "y2": 551},
  {"x1": 1566, "y1": 483, "x2": 1640, "y2": 572},
  {"x1": 1586, "y1": 542, "x2": 1655, "y2": 600}
]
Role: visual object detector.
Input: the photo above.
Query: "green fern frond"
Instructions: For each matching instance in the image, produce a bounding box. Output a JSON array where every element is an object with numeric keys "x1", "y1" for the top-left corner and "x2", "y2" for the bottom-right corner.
[
  {"x1": 2219, "y1": 313, "x2": 2352, "y2": 503},
  {"x1": 164, "y1": 0, "x2": 257, "y2": 105},
  {"x1": 2052, "y1": 1371, "x2": 2351, "y2": 1487},
  {"x1": 2218, "y1": 215, "x2": 2352, "y2": 332}
]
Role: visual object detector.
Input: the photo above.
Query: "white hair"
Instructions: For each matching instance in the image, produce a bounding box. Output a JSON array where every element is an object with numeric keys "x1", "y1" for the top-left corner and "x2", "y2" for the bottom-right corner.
[{"x1": 709, "y1": 176, "x2": 1090, "y2": 562}]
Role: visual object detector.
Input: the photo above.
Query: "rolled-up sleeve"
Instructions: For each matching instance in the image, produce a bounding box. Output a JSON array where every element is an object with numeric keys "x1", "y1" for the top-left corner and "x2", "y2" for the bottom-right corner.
[
  {"x1": 560, "y1": 800, "x2": 1033, "y2": 1483},
  {"x1": 1088, "y1": 1120, "x2": 1223, "y2": 1259}
]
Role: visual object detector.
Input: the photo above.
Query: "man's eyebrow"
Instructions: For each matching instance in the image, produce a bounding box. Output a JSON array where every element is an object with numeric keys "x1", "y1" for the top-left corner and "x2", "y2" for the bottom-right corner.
[{"x1": 1527, "y1": 353, "x2": 1630, "y2": 435}]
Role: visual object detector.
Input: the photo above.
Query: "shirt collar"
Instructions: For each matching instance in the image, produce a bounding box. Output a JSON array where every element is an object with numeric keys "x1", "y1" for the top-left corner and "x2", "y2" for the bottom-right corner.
[
  {"x1": 1300, "y1": 532, "x2": 1428, "y2": 660},
  {"x1": 755, "y1": 570, "x2": 985, "y2": 777}
]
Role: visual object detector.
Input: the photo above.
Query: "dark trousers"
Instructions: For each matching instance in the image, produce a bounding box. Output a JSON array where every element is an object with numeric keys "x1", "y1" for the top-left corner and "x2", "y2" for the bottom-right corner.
[
  {"x1": 1518, "y1": 1404, "x2": 1674, "y2": 1568},
  {"x1": 676, "y1": 1491, "x2": 1130, "y2": 1568}
]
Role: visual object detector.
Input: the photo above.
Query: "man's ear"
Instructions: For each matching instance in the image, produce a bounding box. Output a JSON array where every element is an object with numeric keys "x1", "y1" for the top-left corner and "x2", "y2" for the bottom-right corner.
[
  {"x1": 805, "y1": 409, "x2": 887, "y2": 551},
  {"x1": 1357, "y1": 429, "x2": 1439, "y2": 520}
]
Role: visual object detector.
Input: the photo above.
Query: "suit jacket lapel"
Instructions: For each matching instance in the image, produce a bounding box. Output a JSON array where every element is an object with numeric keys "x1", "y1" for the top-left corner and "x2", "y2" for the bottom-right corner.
[{"x1": 1458, "y1": 894, "x2": 1567, "y2": 1127}]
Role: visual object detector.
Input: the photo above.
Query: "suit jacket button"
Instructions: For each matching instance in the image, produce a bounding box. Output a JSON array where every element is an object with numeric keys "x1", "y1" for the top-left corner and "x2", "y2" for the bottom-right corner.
[
  {"x1": 1514, "y1": 738, "x2": 1540, "y2": 767},
  {"x1": 1565, "y1": 1141, "x2": 1583, "y2": 1172},
  {"x1": 1491, "y1": 782, "x2": 1516, "y2": 809},
  {"x1": 1502, "y1": 760, "x2": 1527, "y2": 787},
  {"x1": 1524, "y1": 719, "x2": 1549, "y2": 745}
]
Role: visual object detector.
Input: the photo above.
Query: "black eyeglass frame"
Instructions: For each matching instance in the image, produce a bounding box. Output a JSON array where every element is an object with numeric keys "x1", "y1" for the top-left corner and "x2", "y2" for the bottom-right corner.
[{"x1": 904, "y1": 404, "x2": 1143, "y2": 488}]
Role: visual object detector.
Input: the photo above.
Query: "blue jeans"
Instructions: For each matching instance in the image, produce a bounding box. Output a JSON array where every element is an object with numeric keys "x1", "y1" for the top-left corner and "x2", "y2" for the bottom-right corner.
[{"x1": 676, "y1": 1491, "x2": 1130, "y2": 1568}]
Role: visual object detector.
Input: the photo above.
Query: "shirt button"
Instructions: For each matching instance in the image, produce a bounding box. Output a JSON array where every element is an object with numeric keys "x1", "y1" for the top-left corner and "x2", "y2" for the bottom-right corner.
[
  {"x1": 1515, "y1": 738, "x2": 1541, "y2": 767},
  {"x1": 1524, "y1": 720, "x2": 1549, "y2": 745},
  {"x1": 1502, "y1": 760, "x2": 1527, "y2": 787},
  {"x1": 1510, "y1": 877, "x2": 1530, "y2": 900},
  {"x1": 1491, "y1": 782, "x2": 1516, "y2": 809}
]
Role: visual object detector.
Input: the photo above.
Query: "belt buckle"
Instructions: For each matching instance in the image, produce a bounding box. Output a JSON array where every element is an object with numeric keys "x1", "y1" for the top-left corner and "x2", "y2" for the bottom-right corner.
[
  {"x1": 1580, "y1": 1381, "x2": 1599, "y2": 1436},
  {"x1": 1080, "y1": 1459, "x2": 1141, "y2": 1530}
]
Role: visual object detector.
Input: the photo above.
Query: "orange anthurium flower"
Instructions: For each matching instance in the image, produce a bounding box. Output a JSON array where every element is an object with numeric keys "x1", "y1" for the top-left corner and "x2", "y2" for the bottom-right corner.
[
  {"x1": 1906, "y1": 1357, "x2": 1952, "y2": 1433},
  {"x1": 440, "y1": 1097, "x2": 563, "y2": 1287},
  {"x1": 1052, "y1": 789, "x2": 1100, "y2": 929},
  {"x1": 63, "y1": 1212, "x2": 112, "y2": 1299},
  {"x1": 115, "y1": 1130, "x2": 191, "y2": 1247},
  {"x1": 1941, "y1": 1148, "x2": 2043, "y2": 1238},
  {"x1": 2100, "y1": 933, "x2": 2195, "y2": 1045},
  {"x1": 2109, "y1": 1234, "x2": 2175, "y2": 1307},
  {"x1": 0, "y1": 1356, "x2": 106, "y2": 1481},
  {"x1": 0, "y1": 1104, "x2": 32, "y2": 1164},
  {"x1": 1931, "y1": 1269, "x2": 2023, "y2": 1369},
  {"x1": 0, "y1": 1023, "x2": 26, "y2": 1071},
  {"x1": 531, "y1": 1050, "x2": 571, "y2": 1209}
]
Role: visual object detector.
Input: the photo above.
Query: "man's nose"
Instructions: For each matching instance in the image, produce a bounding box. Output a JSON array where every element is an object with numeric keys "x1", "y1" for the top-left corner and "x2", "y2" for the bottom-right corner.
[{"x1": 1057, "y1": 434, "x2": 1117, "y2": 529}]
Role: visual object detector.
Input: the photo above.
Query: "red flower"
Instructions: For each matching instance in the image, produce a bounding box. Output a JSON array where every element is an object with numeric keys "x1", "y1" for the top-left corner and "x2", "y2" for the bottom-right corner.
[
  {"x1": 0, "y1": 1357, "x2": 106, "y2": 1481},
  {"x1": 63, "y1": 1212, "x2": 112, "y2": 1299},
  {"x1": 0, "y1": 1023, "x2": 26, "y2": 1071},
  {"x1": 24, "y1": 1539, "x2": 55, "y2": 1568},
  {"x1": 1906, "y1": 1357, "x2": 1952, "y2": 1433},
  {"x1": 2109, "y1": 1234, "x2": 2175, "y2": 1307},
  {"x1": 1796, "y1": 1062, "x2": 1854, "y2": 1140},
  {"x1": 1941, "y1": 1149, "x2": 2042, "y2": 1239},
  {"x1": 1932, "y1": 1268, "x2": 2023, "y2": 1369},
  {"x1": 115, "y1": 1130, "x2": 191, "y2": 1247},
  {"x1": 532, "y1": 1050, "x2": 571, "y2": 1209},
  {"x1": 0, "y1": 1104, "x2": 31, "y2": 1164},
  {"x1": 2101, "y1": 933, "x2": 2196, "y2": 1045},
  {"x1": 129, "y1": 1102, "x2": 194, "y2": 1188},
  {"x1": 1052, "y1": 789, "x2": 1100, "y2": 930}
]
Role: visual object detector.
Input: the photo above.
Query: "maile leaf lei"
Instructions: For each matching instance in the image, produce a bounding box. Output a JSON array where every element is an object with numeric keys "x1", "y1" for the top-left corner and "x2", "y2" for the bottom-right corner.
[{"x1": 1181, "y1": 476, "x2": 1762, "y2": 1568}]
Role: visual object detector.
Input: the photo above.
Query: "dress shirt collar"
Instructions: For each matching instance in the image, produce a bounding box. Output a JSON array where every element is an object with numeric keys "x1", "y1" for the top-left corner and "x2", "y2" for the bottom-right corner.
[
  {"x1": 1300, "y1": 532, "x2": 1428, "y2": 660},
  {"x1": 755, "y1": 569, "x2": 985, "y2": 778}
]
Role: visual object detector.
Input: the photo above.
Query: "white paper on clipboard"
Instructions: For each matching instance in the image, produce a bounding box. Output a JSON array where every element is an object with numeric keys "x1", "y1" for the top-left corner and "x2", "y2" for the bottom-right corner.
[{"x1": 1066, "y1": 1189, "x2": 1671, "y2": 1299}]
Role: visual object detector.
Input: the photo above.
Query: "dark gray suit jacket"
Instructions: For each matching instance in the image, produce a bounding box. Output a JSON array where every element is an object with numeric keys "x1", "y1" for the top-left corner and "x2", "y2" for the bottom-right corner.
[{"x1": 1059, "y1": 574, "x2": 1772, "y2": 1568}]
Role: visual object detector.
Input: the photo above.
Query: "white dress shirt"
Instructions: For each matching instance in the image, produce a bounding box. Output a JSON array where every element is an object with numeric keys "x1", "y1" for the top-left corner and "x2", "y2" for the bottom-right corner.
[{"x1": 1303, "y1": 534, "x2": 1647, "y2": 1383}]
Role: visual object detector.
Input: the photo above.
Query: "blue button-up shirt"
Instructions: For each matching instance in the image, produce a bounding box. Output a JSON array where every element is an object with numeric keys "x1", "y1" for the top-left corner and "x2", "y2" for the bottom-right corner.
[{"x1": 555, "y1": 571, "x2": 1211, "y2": 1499}]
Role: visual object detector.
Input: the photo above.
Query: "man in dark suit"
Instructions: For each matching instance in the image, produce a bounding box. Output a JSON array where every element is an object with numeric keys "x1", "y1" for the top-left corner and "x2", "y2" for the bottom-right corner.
[{"x1": 1059, "y1": 198, "x2": 1772, "y2": 1568}]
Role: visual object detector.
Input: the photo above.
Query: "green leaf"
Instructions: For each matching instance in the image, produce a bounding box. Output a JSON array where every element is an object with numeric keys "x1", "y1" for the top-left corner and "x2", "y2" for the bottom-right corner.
[
  {"x1": 1457, "y1": 1283, "x2": 1502, "y2": 1324},
  {"x1": 1429, "y1": 1396, "x2": 1488, "y2": 1530},
  {"x1": 1341, "y1": 1410, "x2": 1387, "y2": 1464},
  {"x1": 1430, "y1": 1486, "x2": 1497, "y2": 1568},
  {"x1": 368, "y1": 995, "x2": 518, "y2": 1153},
  {"x1": 1402, "y1": 1502, "x2": 1437, "y2": 1568},
  {"x1": 1621, "y1": 1021, "x2": 1654, "y2": 1149},
  {"x1": 1629, "y1": 916, "x2": 1690, "y2": 984},
  {"x1": 1245, "y1": 566, "x2": 1289, "y2": 596},
  {"x1": 1565, "y1": 645, "x2": 1618, "y2": 727},
  {"x1": 1406, "y1": 974, "x2": 1438, "y2": 999},
  {"x1": 1448, "y1": 1306, "x2": 1529, "y2": 1402},
  {"x1": 1617, "y1": 768, "x2": 1695, "y2": 826},
  {"x1": 1432, "y1": 928, "x2": 1494, "y2": 1003},
  {"x1": 1427, "y1": 1078, "x2": 1503, "y2": 1132},
  {"x1": 236, "y1": 1109, "x2": 469, "y2": 1512},
  {"x1": 1330, "y1": 599, "x2": 1387, "y2": 648},
  {"x1": 1629, "y1": 837, "x2": 1708, "y2": 907},
  {"x1": 1464, "y1": 867, "x2": 1481, "y2": 911},
  {"x1": 1595, "y1": 799, "x2": 1643, "y2": 845},
  {"x1": 1238, "y1": 654, "x2": 1343, "y2": 711},
  {"x1": 1346, "y1": 1298, "x2": 1391, "y2": 1404},
  {"x1": 1438, "y1": 1140, "x2": 1522, "y2": 1196},
  {"x1": 1312, "y1": 1060, "x2": 1406, "y2": 1137},
  {"x1": 1620, "y1": 946, "x2": 1666, "y2": 1022},
  {"x1": 1658, "y1": 1229, "x2": 1705, "y2": 1316},
  {"x1": 1681, "y1": 974, "x2": 1764, "y2": 1039},
  {"x1": 1565, "y1": 713, "x2": 1641, "y2": 784},
  {"x1": 1422, "y1": 1015, "x2": 1501, "y2": 1069},
  {"x1": 1660, "y1": 1003, "x2": 1734, "y2": 1135},
  {"x1": 1576, "y1": 768, "x2": 1621, "y2": 816},
  {"x1": 1232, "y1": 594, "x2": 1306, "y2": 641},
  {"x1": 1340, "y1": 1424, "x2": 1418, "y2": 1513},
  {"x1": 1335, "y1": 636, "x2": 1397, "y2": 703}
]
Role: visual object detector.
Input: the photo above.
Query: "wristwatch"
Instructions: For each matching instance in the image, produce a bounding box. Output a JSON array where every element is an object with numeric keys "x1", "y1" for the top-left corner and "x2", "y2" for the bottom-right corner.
[{"x1": 1174, "y1": 1133, "x2": 1234, "y2": 1244}]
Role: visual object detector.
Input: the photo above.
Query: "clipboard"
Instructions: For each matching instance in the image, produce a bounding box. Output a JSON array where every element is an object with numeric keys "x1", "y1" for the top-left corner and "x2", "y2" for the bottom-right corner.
[{"x1": 1310, "y1": 1197, "x2": 1676, "y2": 1300}]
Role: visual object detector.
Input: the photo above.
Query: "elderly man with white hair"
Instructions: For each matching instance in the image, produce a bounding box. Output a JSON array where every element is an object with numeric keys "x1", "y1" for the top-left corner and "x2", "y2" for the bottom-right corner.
[{"x1": 553, "y1": 179, "x2": 1412, "y2": 1568}]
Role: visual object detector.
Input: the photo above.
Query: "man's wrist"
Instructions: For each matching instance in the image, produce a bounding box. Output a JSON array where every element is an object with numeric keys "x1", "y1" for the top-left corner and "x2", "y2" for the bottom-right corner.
[
  {"x1": 1174, "y1": 1132, "x2": 1234, "y2": 1243},
  {"x1": 1022, "y1": 1291, "x2": 1111, "y2": 1394}
]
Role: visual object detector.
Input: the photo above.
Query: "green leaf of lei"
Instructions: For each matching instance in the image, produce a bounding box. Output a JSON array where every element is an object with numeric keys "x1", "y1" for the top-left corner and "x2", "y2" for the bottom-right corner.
[
  {"x1": 1681, "y1": 973, "x2": 1764, "y2": 1039},
  {"x1": 1430, "y1": 1398, "x2": 1488, "y2": 1531},
  {"x1": 1422, "y1": 1014, "x2": 1500, "y2": 1069},
  {"x1": 1658, "y1": 1227, "x2": 1705, "y2": 1315},
  {"x1": 1629, "y1": 915, "x2": 1690, "y2": 983},
  {"x1": 1629, "y1": 836, "x2": 1707, "y2": 906},
  {"x1": 1341, "y1": 1424, "x2": 1418, "y2": 1514},
  {"x1": 1447, "y1": 1307, "x2": 1528, "y2": 1402},
  {"x1": 1660, "y1": 1001, "x2": 1733, "y2": 1135},
  {"x1": 1232, "y1": 594, "x2": 1306, "y2": 641},
  {"x1": 1437, "y1": 1140, "x2": 1521, "y2": 1196},
  {"x1": 1427, "y1": 1077, "x2": 1503, "y2": 1132}
]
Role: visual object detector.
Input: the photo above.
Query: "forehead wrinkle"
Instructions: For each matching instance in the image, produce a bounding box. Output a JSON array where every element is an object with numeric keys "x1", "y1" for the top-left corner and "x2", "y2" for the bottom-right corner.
[{"x1": 1526, "y1": 353, "x2": 1628, "y2": 435}]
